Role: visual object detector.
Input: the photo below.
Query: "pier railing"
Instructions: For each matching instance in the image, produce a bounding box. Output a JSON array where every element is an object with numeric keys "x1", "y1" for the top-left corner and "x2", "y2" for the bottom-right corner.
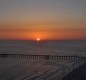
[
  {"x1": 0, "y1": 54, "x2": 86, "y2": 62},
  {"x1": 0, "y1": 53, "x2": 85, "y2": 80}
]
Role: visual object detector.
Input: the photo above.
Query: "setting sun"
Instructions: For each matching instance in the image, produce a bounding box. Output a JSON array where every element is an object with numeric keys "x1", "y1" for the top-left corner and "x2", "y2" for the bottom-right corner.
[{"x1": 37, "y1": 38, "x2": 40, "y2": 41}]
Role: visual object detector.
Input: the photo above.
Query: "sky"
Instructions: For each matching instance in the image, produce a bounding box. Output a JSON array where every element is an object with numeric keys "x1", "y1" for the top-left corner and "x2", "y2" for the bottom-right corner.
[{"x1": 0, "y1": 0, "x2": 86, "y2": 40}]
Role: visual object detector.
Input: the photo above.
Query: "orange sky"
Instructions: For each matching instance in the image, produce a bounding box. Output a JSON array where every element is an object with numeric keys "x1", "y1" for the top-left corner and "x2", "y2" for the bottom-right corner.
[
  {"x1": 0, "y1": 0, "x2": 86, "y2": 40},
  {"x1": 0, "y1": 20, "x2": 86, "y2": 40},
  {"x1": 0, "y1": 29, "x2": 86, "y2": 40}
]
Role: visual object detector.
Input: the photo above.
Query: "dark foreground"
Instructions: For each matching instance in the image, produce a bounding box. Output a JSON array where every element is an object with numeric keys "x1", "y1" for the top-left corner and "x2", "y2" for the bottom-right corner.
[
  {"x1": 0, "y1": 54, "x2": 86, "y2": 80},
  {"x1": 62, "y1": 63, "x2": 86, "y2": 80}
]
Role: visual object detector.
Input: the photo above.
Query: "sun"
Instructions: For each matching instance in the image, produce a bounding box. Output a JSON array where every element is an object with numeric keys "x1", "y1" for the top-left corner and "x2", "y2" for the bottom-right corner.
[{"x1": 37, "y1": 38, "x2": 40, "y2": 41}]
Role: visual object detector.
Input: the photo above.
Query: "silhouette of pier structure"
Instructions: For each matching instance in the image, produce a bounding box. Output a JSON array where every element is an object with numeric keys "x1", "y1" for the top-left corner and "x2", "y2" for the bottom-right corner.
[
  {"x1": 0, "y1": 53, "x2": 86, "y2": 80},
  {"x1": 0, "y1": 53, "x2": 86, "y2": 62}
]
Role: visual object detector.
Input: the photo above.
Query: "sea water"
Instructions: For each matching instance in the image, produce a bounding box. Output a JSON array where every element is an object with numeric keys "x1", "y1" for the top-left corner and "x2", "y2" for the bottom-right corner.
[
  {"x1": 0, "y1": 40, "x2": 86, "y2": 56},
  {"x1": 0, "y1": 40, "x2": 86, "y2": 80}
]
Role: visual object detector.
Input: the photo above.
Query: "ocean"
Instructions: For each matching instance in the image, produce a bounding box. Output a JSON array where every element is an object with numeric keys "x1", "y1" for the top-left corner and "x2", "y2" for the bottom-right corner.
[
  {"x1": 0, "y1": 40, "x2": 86, "y2": 80},
  {"x1": 0, "y1": 40, "x2": 86, "y2": 56}
]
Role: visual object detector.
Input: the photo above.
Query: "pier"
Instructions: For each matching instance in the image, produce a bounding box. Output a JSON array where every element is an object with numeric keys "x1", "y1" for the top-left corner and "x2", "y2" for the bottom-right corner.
[
  {"x1": 0, "y1": 54, "x2": 86, "y2": 62},
  {"x1": 0, "y1": 53, "x2": 86, "y2": 80}
]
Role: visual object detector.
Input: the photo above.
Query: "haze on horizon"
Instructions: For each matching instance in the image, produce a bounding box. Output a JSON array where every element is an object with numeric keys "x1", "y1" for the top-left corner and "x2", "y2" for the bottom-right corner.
[{"x1": 0, "y1": 0, "x2": 86, "y2": 40}]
